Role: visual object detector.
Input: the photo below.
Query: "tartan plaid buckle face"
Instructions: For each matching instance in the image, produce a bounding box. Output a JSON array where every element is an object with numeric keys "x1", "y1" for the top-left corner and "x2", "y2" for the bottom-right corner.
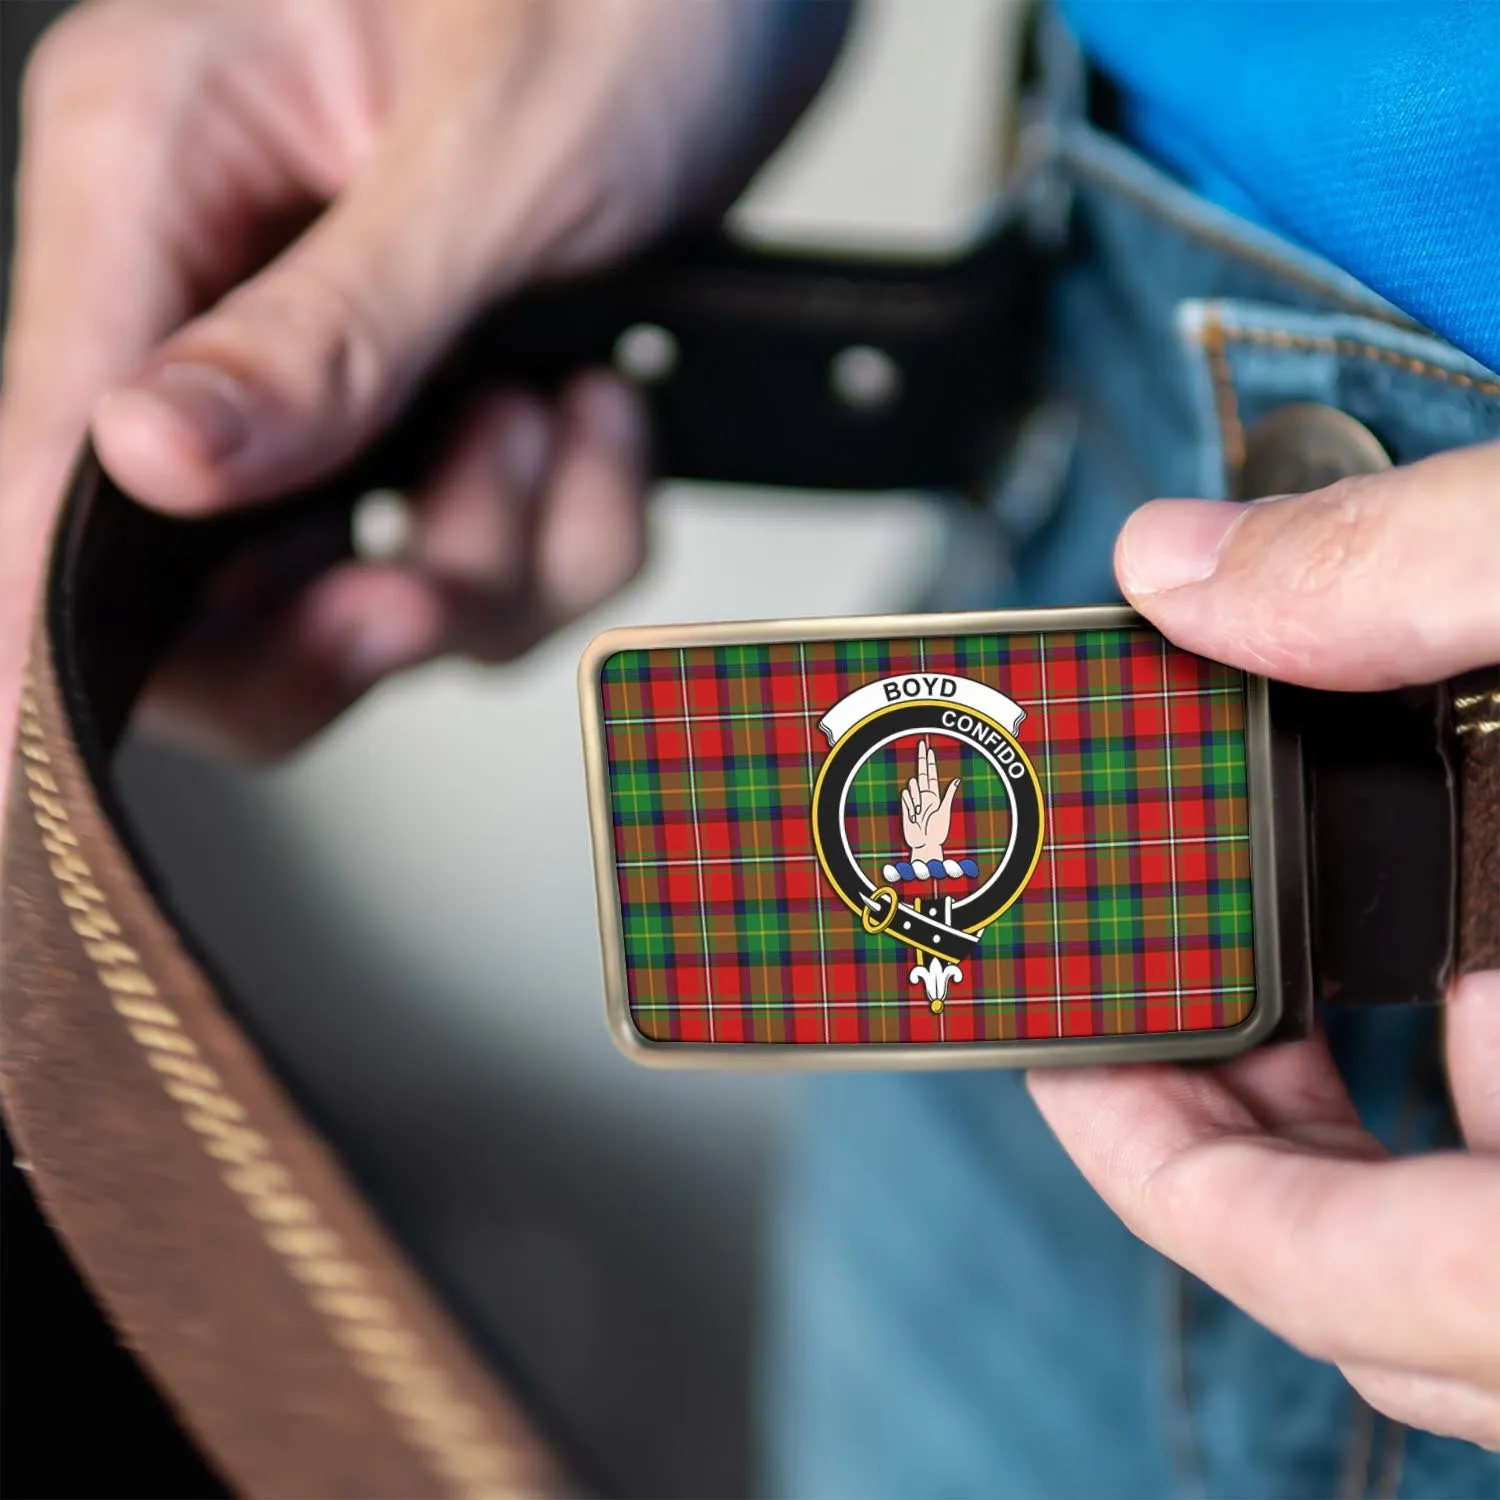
[{"x1": 579, "y1": 606, "x2": 1292, "y2": 1068}]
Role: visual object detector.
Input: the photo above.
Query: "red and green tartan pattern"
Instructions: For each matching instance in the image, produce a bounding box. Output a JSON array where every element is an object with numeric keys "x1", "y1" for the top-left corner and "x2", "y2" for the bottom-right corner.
[{"x1": 599, "y1": 628, "x2": 1255, "y2": 1045}]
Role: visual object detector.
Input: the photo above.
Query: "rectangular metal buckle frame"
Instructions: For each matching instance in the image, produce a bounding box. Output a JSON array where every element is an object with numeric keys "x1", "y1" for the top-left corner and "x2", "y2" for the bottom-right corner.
[{"x1": 579, "y1": 604, "x2": 1307, "y2": 1069}]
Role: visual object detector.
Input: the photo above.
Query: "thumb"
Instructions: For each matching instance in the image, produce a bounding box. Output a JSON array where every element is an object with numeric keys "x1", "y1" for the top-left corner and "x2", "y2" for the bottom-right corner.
[
  {"x1": 1114, "y1": 442, "x2": 1500, "y2": 691},
  {"x1": 91, "y1": 135, "x2": 532, "y2": 514},
  {"x1": 940, "y1": 777, "x2": 961, "y2": 812}
]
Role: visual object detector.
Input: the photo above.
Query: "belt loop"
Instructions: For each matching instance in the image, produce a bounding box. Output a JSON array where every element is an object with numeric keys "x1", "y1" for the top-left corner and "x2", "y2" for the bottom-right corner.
[
  {"x1": 1010, "y1": 5, "x2": 1084, "y2": 250},
  {"x1": 1036, "y1": 3, "x2": 1088, "y2": 130}
]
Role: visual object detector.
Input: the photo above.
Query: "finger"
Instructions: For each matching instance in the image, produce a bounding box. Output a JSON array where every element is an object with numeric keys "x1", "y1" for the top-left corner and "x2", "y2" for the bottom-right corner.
[
  {"x1": 907, "y1": 778, "x2": 921, "y2": 813},
  {"x1": 1028, "y1": 1055, "x2": 1500, "y2": 1384},
  {"x1": 0, "y1": 5, "x2": 272, "y2": 779},
  {"x1": 3, "y1": 6, "x2": 217, "y2": 477},
  {"x1": 90, "y1": 51, "x2": 574, "y2": 516},
  {"x1": 1446, "y1": 969, "x2": 1500, "y2": 1152},
  {"x1": 528, "y1": 374, "x2": 650, "y2": 628},
  {"x1": 410, "y1": 391, "x2": 552, "y2": 597},
  {"x1": 1030, "y1": 1043, "x2": 1327, "y2": 1200},
  {"x1": 939, "y1": 777, "x2": 961, "y2": 814},
  {"x1": 1200, "y1": 1025, "x2": 1370, "y2": 1146},
  {"x1": 139, "y1": 388, "x2": 551, "y2": 757},
  {"x1": 141, "y1": 562, "x2": 446, "y2": 759},
  {"x1": 1342, "y1": 1362, "x2": 1500, "y2": 1450},
  {"x1": 438, "y1": 372, "x2": 648, "y2": 661},
  {"x1": 1114, "y1": 443, "x2": 1500, "y2": 690},
  {"x1": 125, "y1": 366, "x2": 643, "y2": 718},
  {"x1": 143, "y1": 371, "x2": 644, "y2": 753}
]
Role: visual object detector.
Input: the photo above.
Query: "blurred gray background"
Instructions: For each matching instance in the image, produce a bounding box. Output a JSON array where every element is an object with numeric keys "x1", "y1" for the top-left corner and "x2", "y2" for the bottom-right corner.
[{"x1": 5, "y1": 2, "x2": 1020, "y2": 1493}]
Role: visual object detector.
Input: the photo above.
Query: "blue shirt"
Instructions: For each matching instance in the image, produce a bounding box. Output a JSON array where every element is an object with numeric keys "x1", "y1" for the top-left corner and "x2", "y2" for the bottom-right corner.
[{"x1": 1061, "y1": 1, "x2": 1500, "y2": 373}]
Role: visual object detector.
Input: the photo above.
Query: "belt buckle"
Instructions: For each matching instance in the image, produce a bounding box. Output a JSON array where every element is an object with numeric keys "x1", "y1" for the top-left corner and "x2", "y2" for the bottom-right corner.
[{"x1": 579, "y1": 604, "x2": 1304, "y2": 1067}]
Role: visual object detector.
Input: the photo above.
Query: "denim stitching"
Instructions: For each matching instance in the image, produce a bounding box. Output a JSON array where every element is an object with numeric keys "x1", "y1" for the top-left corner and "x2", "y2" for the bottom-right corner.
[
  {"x1": 1062, "y1": 134, "x2": 1419, "y2": 328},
  {"x1": 1195, "y1": 312, "x2": 1246, "y2": 474},
  {"x1": 1216, "y1": 327, "x2": 1500, "y2": 396},
  {"x1": 1188, "y1": 317, "x2": 1500, "y2": 498}
]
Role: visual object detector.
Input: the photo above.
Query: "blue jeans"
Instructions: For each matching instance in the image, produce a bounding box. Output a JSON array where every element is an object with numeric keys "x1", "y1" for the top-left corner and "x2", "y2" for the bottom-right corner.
[{"x1": 761, "y1": 93, "x2": 1500, "y2": 1500}]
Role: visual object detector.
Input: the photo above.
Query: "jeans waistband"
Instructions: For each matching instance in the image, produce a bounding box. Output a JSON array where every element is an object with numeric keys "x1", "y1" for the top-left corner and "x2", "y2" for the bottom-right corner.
[
  {"x1": 1052, "y1": 114, "x2": 1500, "y2": 485},
  {"x1": 967, "y1": 43, "x2": 1500, "y2": 613}
]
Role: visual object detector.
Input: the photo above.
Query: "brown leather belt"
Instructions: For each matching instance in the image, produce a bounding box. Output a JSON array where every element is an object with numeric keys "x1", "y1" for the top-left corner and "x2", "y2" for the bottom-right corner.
[
  {"x1": 1456, "y1": 668, "x2": 1500, "y2": 972},
  {"x1": 2, "y1": 228, "x2": 1497, "y2": 1497}
]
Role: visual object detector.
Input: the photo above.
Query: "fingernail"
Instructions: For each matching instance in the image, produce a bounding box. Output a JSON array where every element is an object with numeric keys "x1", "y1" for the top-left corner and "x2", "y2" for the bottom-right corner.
[
  {"x1": 127, "y1": 362, "x2": 253, "y2": 464},
  {"x1": 343, "y1": 613, "x2": 428, "y2": 684},
  {"x1": 1117, "y1": 499, "x2": 1244, "y2": 596},
  {"x1": 497, "y1": 405, "x2": 549, "y2": 496},
  {"x1": 575, "y1": 375, "x2": 645, "y2": 460}
]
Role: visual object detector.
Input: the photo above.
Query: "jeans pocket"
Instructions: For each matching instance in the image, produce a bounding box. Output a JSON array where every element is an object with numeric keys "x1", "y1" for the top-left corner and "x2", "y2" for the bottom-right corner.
[{"x1": 1177, "y1": 300, "x2": 1500, "y2": 499}]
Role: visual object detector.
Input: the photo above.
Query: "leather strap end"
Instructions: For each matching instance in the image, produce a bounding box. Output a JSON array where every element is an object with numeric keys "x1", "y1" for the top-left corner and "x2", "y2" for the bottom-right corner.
[
  {"x1": 3, "y1": 604, "x2": 570, "y2": 1500},
  {"x1": 1454, "y1": 666, "x2": 1500, "y2": 977}
]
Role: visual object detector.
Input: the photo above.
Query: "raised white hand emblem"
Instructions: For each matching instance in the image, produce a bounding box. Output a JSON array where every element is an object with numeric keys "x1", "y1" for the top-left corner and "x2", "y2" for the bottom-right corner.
[{"x1": 900, "y1": 738, "x2": 960, "y2": 865}]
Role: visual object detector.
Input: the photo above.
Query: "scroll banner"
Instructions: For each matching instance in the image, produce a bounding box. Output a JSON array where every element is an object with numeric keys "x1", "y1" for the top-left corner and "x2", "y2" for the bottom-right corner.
[{"x1": 818, "y1": 673, "x2": 1027, "y2": 746}]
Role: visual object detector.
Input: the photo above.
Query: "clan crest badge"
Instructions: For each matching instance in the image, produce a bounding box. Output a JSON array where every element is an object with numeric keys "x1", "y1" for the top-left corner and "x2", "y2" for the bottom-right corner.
[{"x1": 811, "y1": 672, "x2": 1046, "y2": 1011}]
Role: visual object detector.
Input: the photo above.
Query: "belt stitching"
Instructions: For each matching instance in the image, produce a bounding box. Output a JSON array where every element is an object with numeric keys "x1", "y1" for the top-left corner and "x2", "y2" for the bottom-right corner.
[
  {"x1": 15, "y1": 673, "x2": 529, "y2": 1500},
  {"x1": 1453, "y1": 687, "x2": 1500, "y2": 739}
]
